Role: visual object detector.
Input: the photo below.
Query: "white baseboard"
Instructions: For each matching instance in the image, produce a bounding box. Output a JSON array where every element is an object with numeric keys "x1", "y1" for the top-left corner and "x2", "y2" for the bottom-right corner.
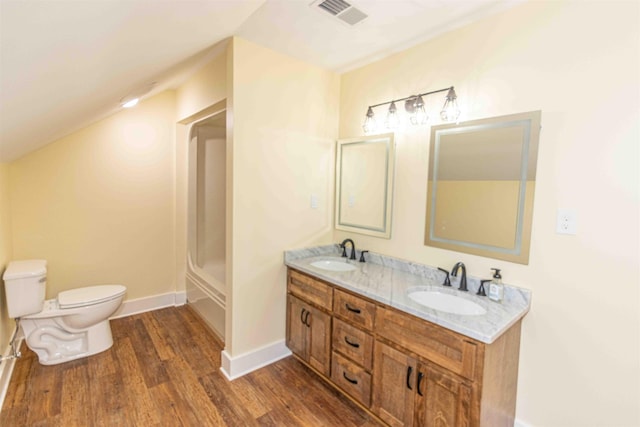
[
  {"x1": 0, "y1": 333, "x2": 21, "y2": 412},
  {"x1": 514, "y1": 419, "x2": 531, "y2": 427},
  {"x1": 220, "y1": 339, "x2": 292, "y2": 381},
  {"x1": 111, "y1": 291, "x2": 187, "y2": 319}
]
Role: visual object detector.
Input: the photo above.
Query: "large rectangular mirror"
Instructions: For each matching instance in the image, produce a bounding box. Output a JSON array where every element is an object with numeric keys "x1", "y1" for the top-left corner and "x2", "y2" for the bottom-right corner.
[
  {"x1": 425, "y1": 111, "x2": 541, "y2": 264},
  {"x1": 335, "y1": 133, "x2": 395, "y2": 238}
]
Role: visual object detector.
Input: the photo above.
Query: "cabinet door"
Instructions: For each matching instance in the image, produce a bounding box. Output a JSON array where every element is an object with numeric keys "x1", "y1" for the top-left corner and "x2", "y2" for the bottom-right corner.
[
  {"x1": 415, "y1": 363, "x2": 472, "y2": 427},
  {"x1": 371, "y1": 341, "x2": 417, "y2": 427},
  {"x1": 287, "y1": 295, "x2": 308, "y2": 360},
  {"x1": 307, "y1": 304, "x2": 332, "y2": 377}
]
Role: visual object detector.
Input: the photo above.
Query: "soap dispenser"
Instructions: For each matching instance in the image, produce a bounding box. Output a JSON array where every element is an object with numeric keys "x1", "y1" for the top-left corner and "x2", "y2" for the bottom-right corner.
[{"x1": 488, "y1": 268, "x2": 504, "y2": 303}]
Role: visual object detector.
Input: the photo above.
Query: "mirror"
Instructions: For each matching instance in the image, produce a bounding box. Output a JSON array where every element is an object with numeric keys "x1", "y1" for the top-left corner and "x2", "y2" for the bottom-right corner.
[
  {"x1": 425, "y1": 111, "x2": 541, "y2": 264},
  {"x1": 335, "y1": 133, "x2": 395, "y2": 238}
]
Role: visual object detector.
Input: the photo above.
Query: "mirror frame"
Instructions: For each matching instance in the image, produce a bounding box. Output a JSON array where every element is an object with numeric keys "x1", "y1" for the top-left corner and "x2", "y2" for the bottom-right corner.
[
  {"x1": 335, "y1": 133, "x2": 395, "y2": 239},
  {"x1": 424, "y1": 111, "x2": 541, "y2": 264}
]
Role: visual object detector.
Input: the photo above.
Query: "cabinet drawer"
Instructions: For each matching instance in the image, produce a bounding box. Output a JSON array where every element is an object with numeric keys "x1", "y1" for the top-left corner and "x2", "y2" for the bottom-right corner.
[
  {"x1": 376, "y1": 306, "x2": 480, "y2": 381},
  {"x1": 288, "y1": 269, "x2": 333, "y2": 310},
  {"x1": 331, "y1": 352, "x2": 372, "y2": 408},
  {"x1": 332, "y1": 318, "x2": 374, "y2": 371},
  {"x1": 333, "y1": 289, "x2": 375, "y2": 331}
]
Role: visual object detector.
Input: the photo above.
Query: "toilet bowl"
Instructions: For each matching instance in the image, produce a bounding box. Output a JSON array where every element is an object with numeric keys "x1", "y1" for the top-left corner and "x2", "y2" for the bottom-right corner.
[{"x1": 3, "y1": 260, "x2": 126, "y2": 365}]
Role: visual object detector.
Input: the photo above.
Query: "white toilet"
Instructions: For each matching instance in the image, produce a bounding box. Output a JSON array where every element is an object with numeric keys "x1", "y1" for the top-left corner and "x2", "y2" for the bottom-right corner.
[{"x1": 3, "y1": 260, "x2": 126, "y2": 365}]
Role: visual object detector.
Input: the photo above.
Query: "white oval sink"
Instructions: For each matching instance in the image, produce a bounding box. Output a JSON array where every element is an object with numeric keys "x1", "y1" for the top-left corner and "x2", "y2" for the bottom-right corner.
[
  {"x1": 310, "y1": 260, "x2": 357, "y2": 272},
  {"x1": 408, "y1": 291, "x2": 486, "y2": 315}
]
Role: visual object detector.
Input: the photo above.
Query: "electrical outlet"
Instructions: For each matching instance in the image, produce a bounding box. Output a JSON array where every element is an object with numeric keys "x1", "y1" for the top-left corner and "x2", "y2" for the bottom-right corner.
[{"x1": 556, "y1": 208, "x2": 577, "y2": 235}]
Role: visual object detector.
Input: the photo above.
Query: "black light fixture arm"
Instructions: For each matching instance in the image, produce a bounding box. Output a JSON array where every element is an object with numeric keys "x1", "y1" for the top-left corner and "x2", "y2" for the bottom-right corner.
[{"x1": 366, "y1": 86, "x2": 454, "y2": 109}]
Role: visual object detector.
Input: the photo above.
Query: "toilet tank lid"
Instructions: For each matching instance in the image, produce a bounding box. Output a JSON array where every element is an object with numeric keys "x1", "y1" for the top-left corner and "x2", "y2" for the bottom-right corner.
[
  {"x1": 58, "y1": 284, "x2": 126, "y2": 309},
  {"x1": 3, "y1": 260, "x2": 47, "y2": 280}
]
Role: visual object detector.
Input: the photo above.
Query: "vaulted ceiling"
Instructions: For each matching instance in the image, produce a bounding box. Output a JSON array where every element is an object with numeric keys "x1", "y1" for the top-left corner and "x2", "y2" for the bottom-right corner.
[{"x1": 0, "y1": 0, "x2": 522, "y2": 162}]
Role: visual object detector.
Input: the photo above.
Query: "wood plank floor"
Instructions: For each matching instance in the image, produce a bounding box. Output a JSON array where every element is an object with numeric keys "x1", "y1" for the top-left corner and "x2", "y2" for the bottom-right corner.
[{"x1": 1, "y1": 306, "x2": 381, "y2": 426}]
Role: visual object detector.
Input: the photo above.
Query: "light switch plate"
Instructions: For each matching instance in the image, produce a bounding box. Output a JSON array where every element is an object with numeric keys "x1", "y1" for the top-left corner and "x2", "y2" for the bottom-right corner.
[{"x1": 310, "y1": 194, "x2": 318, "y2": 209}]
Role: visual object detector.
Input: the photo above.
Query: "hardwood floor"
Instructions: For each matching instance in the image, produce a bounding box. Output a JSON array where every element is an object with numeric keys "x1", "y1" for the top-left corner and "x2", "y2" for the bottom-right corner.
[{"x1": 1, "y1": 306, "x2": 381, "y2": 426}]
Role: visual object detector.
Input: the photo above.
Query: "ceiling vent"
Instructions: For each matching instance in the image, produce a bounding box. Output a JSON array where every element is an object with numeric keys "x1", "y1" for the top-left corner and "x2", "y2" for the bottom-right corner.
[{"x1": 311, "y1": 0, "x2": 368, "y2": 26}]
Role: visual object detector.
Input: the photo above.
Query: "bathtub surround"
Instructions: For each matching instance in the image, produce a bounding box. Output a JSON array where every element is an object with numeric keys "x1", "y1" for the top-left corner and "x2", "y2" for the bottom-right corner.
[{"x1": 184, "y1": 111, "x2": 228, "y2": 340}]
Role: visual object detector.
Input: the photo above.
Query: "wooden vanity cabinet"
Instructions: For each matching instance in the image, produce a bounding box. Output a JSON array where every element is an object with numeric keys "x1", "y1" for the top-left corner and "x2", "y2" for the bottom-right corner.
[
  {"x1": 371, "y1": 341, "x2": 472, "y2": 427},
  {"x1": 414, "y1": 362, "x2": 472, "y2": 427},
  {"x1": 373, "y1": 305, "x2": 522, "y2": 427},
  {"x1": 330, "y1": 289, "x2": 376, "y2": 407},
  {"x1": 286, "y1": 268, "x2": 523, "y2": 427},
  {"x1": 371, "y1": 341, "x2": 417, "y2": 426},
  {"x1": 286, "y1": 270, "x2": 332, "y2": 377}
]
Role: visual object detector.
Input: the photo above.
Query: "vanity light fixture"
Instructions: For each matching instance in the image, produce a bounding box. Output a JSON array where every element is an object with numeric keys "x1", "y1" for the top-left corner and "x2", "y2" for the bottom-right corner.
[
  {"x1": 385, "y1": 101, "x2": 399, "y2": 129},
  {"x1": 362, "y1": 86, "x2": 460, "y2": 134},
  {"x1": 440, "y1": 87, "x2": 461, "y2": 122},
  {"x1": 363, "y1": 106, "x2": 376, "y2": 133},
  {"x1": 409, "y1": 95, "x2": 428, "y2": 125}
]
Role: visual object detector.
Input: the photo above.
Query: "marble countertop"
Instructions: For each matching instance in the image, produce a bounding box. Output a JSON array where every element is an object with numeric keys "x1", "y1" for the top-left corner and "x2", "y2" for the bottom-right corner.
[{"x1": 284, "y1": 245, "x2": 531, "y2": 344}]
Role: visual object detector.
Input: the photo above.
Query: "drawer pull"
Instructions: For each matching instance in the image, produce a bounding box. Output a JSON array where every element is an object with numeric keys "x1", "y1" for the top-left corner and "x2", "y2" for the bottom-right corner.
[
  {"x1": 300, "y1": 308, "x2": 306, "y2": 325},
  {"x1": 417, "y1": 371, "x2": 425, "y2": 396},
  {"x1": 345, "y1": 303, "x2": 361, "y2": 314},
  {"x1": 406, "y1": 366, "x2": 413, "y2": 390},
  {"x1": 343, "y1": 372, "x2": 358, "y2": 385},
  {"x1": 344, "y1": 336, "x2": 360, "y2": 348},
  {"x1": 304, "y1": 310, "x2": 311, "y2": 327}
]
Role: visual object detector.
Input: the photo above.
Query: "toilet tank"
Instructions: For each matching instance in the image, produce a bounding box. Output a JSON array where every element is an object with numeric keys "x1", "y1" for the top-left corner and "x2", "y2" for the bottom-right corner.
[{"x1": 3, "y1": 260, "x2": 47, "y2": 318}]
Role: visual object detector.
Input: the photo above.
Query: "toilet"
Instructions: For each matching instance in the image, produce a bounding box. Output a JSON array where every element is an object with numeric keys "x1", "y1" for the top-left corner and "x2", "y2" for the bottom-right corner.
[{"x1": 3, "y1": 260, "x2": 126, "y2": 365}]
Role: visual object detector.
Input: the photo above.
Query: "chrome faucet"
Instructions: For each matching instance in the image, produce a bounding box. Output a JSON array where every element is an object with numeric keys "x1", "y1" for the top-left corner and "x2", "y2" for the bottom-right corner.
[
  {"x1": 340, "y1": 238, "x2": 357, "y2": 260},
  {"x1": 451, "y1": 262, "x2": 468, "y2": 292}
]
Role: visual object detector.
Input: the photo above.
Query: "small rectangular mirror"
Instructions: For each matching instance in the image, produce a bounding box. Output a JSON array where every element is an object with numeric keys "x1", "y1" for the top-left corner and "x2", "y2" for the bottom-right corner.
[
  {"x1": 335, "y1": 133, "x2": 395, "y2": 239},
  {"x1": 425, "y1": 111, "x2": 541, "y2": 264}
]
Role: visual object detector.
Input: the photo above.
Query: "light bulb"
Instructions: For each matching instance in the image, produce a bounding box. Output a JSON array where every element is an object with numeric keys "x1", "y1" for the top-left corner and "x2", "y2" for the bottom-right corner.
[
  {"x1": 440, "y1": 88, "x2": 460, "y2": 122},
  {"x1": 386, "y1": 101, "x2": 399, "y2": 129},
  {"x1": 362, "y1": 107, "x2": 377, "y2": 134},
  {"x1": 410, "y1": 95, "x2": 428, "y2": 125}
]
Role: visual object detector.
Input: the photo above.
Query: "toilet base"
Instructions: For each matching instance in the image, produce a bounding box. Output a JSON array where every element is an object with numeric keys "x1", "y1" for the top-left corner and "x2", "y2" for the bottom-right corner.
[{"x1": 21, "y1": 318, "x2": 114, "y2": 365}]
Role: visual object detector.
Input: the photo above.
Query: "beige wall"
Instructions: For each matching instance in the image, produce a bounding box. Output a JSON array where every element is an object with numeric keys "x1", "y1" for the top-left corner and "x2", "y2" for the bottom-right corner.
[
  {"x1": 9, "y1": 91, "x2": 177, "y2": 301},
  {"x1": 431, "y1": 180, "x2": 523, "y2": 248},
  {"x1": 337, "y1": 2, "x2": 639, "y2": 426},
  {"x1": 176, "y1": 47, "x2": 228, "y2": 122},
  {"x1": 0, "y1": 163, "x2": 13, "y2": 352},
  {"x1": 227, "y1": 37, "x2": 340, "y2": 355}
]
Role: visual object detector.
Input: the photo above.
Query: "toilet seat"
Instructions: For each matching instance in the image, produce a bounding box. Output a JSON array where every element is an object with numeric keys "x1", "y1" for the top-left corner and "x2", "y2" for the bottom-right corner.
[{"x1": 58, "y1": 285, "x2": 127, "y2": 309}]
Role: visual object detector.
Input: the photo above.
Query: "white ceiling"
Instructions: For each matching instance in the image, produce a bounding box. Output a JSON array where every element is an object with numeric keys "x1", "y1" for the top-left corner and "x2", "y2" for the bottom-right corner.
[{"x1": 0, "y1": 0, "x2": 521, "y2": 162}]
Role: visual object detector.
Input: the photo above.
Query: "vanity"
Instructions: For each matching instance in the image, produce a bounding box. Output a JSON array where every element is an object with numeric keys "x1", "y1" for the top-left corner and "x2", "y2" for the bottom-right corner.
[{"x1": 284, "y1": 246, "x2": 531, "y2": 427}]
